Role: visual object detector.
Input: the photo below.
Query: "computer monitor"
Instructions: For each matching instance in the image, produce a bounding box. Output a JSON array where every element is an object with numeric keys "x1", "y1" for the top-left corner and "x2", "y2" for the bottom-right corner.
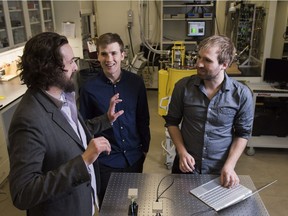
[
  {"x1": 187, "y1": 21, "x2": 205, "y2": 37},
  {"x1": 263, "y1": 58, "x2": 288, "y2": 89}
]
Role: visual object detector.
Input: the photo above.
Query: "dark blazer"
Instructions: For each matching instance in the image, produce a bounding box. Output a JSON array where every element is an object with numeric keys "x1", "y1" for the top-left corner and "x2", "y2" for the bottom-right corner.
[{"x1": 8, "y1": 88, "x2": 101, "y2": 216}]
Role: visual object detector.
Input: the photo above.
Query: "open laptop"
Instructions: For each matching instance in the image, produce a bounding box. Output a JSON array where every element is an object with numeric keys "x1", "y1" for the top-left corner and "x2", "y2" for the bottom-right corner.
[{"x1": 190, "y1": 177, "x2": 277, "y2": 212}]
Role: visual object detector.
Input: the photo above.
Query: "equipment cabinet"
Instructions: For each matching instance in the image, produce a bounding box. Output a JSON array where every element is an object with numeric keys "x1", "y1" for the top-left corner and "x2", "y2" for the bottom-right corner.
[
  {"x1": 0, "y1": 97, "x2": 22, "y2": 184},
  {"x1": 0, "y1": 0, "x2": 54, "y2": 52},
  {"x1": 0, "y1": 77, "x2": 26, "y2": 184},
  {"x1": 246, "y1": 83, "x2": 288, "y2": 155}
]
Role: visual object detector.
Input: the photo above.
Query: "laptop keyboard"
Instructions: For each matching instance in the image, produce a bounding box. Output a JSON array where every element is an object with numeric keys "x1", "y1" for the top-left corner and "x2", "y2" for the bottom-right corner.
[{"x1": 199, "y1": 185, "x2": 248, "y2": 208}]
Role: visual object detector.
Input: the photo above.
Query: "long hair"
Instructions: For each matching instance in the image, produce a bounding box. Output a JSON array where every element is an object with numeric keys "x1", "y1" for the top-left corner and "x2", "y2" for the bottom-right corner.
[
  {"x1": 19, "y1": 32, "x2": 68, "y2": 90},
  {"x1": 198, "y1": 35, "x2": 236, "y2": 66},
  {"x1": 96, "y1": 33, "x2": 124, "y2": 53}
]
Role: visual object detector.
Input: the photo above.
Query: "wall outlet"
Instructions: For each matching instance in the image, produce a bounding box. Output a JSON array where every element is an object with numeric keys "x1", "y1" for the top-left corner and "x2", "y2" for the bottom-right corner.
[{"x1": 127, "y1": 9, "x2": 133, "y2": 25}]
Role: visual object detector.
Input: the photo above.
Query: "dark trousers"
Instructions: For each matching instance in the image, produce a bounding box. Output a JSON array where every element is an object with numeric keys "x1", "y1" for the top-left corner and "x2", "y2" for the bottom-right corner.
[{"x1": 98, "y1": 155, "x2": 145, "y2": 208}]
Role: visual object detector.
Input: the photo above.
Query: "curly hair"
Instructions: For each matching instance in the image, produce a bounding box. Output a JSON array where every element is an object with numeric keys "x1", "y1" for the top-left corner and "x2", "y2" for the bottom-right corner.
[
  {"x1": 19, "y1": 32, "x2": 68, "y2": 90},
  {"x1": 96, "y1": 33, "x2": 124, "y2": 53},
  {"x1": 198, "y1": 35, "x2": 236, "y2": 66}
]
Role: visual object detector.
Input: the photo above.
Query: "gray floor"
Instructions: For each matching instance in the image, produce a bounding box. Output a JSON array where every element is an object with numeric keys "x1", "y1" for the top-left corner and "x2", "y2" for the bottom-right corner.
[{"x1": 0, "y1": 90, "x2": 287, "y2": 216}]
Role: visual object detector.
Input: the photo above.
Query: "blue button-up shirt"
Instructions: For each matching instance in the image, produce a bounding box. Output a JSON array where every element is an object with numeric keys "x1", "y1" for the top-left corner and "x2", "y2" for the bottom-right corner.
[
  {"x1": 165, "y1": 73, "x2": 254, "y2": 174},
  {"x1": 79, "y1": 69, "x2": 150, "y2": 168}
]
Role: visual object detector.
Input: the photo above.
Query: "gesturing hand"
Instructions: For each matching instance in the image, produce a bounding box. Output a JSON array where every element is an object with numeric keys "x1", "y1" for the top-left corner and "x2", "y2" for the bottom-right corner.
[
  {"x1": 107, "y1": 93, "x2": 124, "y2": 123},
  {"x1": 82, "y1": 136, "x2": 111, "y2": 166}
]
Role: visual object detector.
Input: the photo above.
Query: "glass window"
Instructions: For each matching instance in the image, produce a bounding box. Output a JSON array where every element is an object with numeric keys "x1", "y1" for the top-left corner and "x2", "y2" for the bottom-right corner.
[
  {"x1": 0, "y1": 2, "x2": 9, "y2": 48},
  {"x1": 27, "y1": 0, "x2": 41, "y2": 37},
  {"x1": 8, "y1": 0, "x2": 27, "y2": 45},
  {"x1": 42, "y1": 0, "x2": 53, "y2": 32}
]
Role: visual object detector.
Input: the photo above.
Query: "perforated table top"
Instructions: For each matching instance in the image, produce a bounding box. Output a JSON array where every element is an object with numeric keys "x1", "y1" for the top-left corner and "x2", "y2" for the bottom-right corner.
[{"x1": 100, "y1": 173, "x2": 269, "y2": 216}]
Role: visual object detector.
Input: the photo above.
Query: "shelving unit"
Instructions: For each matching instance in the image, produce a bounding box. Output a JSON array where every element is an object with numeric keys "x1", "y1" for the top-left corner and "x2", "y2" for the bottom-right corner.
[
  {"x1": 8, "y1": 2, "x2": 27, "y2": 45},
  {"x1": 41, "y1": 0, "x2": 54, "y2": 32},
  {"x1": 235, "y1": 3, "x2": 256, "y2": 64},
  {"x1": 236, "y1": 4, "x2": 265, "y2": 72},
  {"x1": 160, "y1": 0, "x2": 216, "y2": 53},
  {"x1": 28, "y1": 6, "x2": 42, "y2": 37},
  {"x1": 0, "y1": 0, "x2": 54, "y2": 52},
  {"x1": 0, "y1": 5, "x2": 8, "y2": 48}
]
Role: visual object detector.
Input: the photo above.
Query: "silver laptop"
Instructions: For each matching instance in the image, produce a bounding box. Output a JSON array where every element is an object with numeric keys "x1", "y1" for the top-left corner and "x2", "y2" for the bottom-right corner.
[{"x1": 190, "y1": 177, "x2": 277, "y2": 212}]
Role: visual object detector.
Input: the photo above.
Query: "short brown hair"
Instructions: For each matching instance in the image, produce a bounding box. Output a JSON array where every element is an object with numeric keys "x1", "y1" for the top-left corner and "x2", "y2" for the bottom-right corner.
[
  {"x1": 97, "y1": 33, "x2": 124, "y2": 52},
  {"x1": 198, "y1": 35, "x2": 236, "y2": 66}
]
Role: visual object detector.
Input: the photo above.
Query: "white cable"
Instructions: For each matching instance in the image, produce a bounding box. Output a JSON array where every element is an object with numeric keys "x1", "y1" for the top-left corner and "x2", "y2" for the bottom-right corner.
[
  {"x1": 161, "y1": 140, "x2": 175, "y2": 156},
  {"x1": 138, "y1": 0, "x2": 167, "y2": 55},
  {"x1": 152, "y1": 42, "x2": 159, "y2": 70}
]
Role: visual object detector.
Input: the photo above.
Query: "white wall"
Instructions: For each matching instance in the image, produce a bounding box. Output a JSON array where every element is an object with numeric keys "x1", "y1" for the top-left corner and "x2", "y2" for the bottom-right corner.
[
  {"x1": 271, "y1": 1, "x2": 288, "y2": 58},
  {"x1": 215, "y1": 1, "x2": 226, "y2": 35},
  {"x1": 53, "y1": 1, "x2": 94, "y2": 58},
  {"x1": 94, "y1": 0, "x2": 161, "y2": 58}
]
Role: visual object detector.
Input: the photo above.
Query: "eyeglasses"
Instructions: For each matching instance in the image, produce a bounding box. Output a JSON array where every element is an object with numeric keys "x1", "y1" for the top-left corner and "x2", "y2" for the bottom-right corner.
[{"x1": 71, "y1": 57, "x2": 80, "y2": 64}]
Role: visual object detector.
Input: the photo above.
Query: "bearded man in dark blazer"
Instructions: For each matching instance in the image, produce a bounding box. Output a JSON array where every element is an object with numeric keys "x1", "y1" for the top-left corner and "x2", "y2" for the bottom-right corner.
[{"x1": 8, "y1": 32, "x2": 123, "y2": 216}]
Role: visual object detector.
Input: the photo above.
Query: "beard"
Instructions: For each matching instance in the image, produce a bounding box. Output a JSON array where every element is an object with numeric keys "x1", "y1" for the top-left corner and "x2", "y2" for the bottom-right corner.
[
  {"x1": 54, "y1": 71, "x2": 75, "y2": 93},
  {"x1": 197, "y1": 68, "x2": 222, "y2": 81},
  {"x1": 197, "y1": 72, "x2": 215, "y2": 81}
]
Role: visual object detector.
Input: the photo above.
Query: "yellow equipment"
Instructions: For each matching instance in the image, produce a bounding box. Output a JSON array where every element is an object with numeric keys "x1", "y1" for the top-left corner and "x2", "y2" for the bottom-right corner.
[
  {"x1": 158, "y1": 67, "x2": 197, "y2": 116},
  {"x1": 171, "y1": 41, "x2": 185, "y2": 68}
]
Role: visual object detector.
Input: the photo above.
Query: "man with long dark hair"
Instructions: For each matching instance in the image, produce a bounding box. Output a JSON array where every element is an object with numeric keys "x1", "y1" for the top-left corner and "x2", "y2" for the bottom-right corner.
[{"x1": 8, "y1": 32, "x2": 122, "y2": 216}]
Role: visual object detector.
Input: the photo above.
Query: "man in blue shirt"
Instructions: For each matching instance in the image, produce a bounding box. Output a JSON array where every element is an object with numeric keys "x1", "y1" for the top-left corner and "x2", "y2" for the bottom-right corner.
[
  {"x1": 79, "y1": 33, "x2": 150, "y2": 206},
  {"x1": 164, "y1": 35, "x2": 254, "y2": 188}
]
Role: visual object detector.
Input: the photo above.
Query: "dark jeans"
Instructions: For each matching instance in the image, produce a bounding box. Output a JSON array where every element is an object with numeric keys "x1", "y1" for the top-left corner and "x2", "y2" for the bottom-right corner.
[{"x1": 98, "y1": 154, "x2": 145, "y2": 208}]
